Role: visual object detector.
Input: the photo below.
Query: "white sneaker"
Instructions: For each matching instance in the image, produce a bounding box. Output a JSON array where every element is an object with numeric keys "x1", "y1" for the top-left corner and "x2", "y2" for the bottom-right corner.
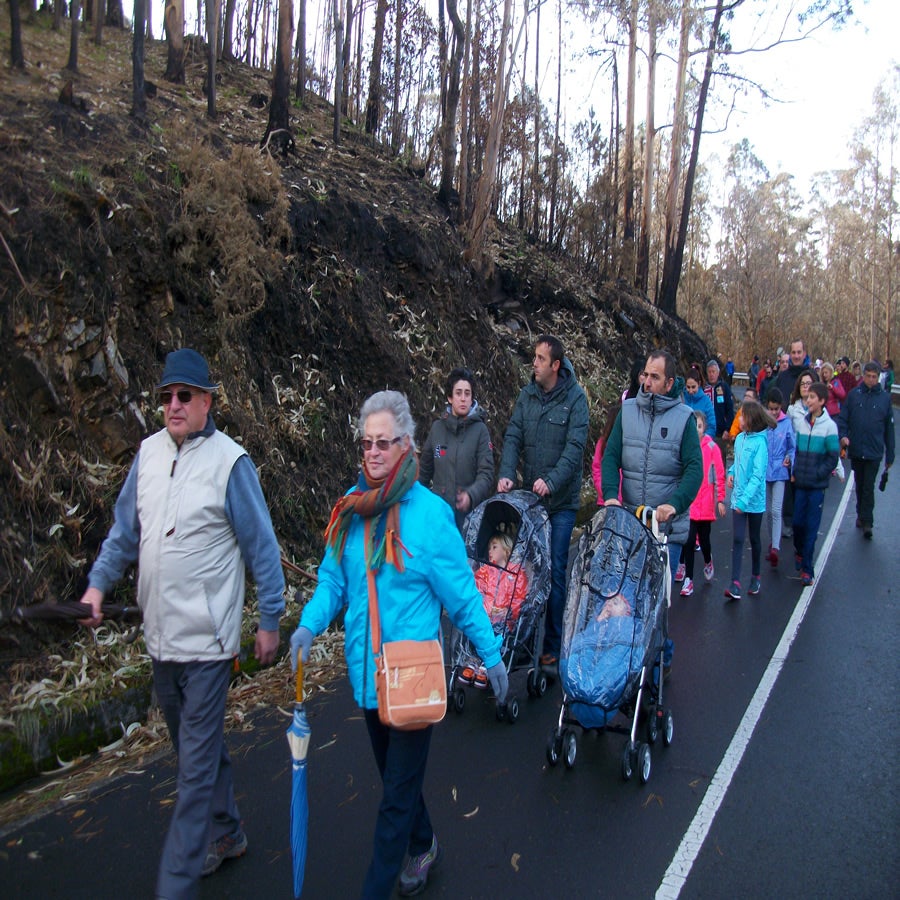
[
  {"x1": 703, "y1": 560, "x2": 714, "y2": 581},
  {"x1": 675, "y1": 562, "x2": 686, "y2": 582},
  {"x1": 680, "y1": 578, "x2": 694, "y2": 596}
]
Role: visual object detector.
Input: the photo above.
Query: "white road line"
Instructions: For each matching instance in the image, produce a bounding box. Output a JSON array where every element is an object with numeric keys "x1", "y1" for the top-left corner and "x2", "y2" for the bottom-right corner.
[{"x1": 656, "y1": 474, "x2": 855, "y2": 899}]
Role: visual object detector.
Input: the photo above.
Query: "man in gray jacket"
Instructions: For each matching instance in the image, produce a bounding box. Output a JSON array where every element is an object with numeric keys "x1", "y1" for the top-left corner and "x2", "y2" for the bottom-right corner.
[
  {"x1": 80, "y1": 348, "x2": 285, "y2": 899},
  {"x1": 498, "y1": 335, "x2": 589, "y2": 667}
]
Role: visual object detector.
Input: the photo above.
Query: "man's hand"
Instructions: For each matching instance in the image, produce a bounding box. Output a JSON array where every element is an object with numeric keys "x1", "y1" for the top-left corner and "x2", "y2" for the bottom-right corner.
[
  {"x1": 840, "y1": 437, "x2": 850, "y2": 449},
  {"x1": 455, "y1": 489, "x2": 471, "y2": 512},
  {"x1": 78, "y1": 586, "x2": 105, "y2": 628},
  {"x1": 497, "y1": 478, "x2": 514, "y2": 493},
  {"x1": 254, "y1": 628, "x2": 280, "y2": 666},
  {"x1": 655, "y1": 503, "x2": 676, "y2": 523},
  {"x1": 532, "y1": 478, "x2": 551, "y2": 497}
]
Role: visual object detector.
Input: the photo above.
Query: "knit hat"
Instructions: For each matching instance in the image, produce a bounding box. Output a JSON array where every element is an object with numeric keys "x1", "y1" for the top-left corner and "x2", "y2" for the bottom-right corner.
[{"x1": 157, "y1": 349, "x2": 218, "y2": 391}]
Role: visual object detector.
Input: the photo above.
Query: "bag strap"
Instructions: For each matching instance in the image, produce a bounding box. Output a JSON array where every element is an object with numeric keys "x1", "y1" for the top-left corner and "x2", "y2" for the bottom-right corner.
[{"x1": 365, "y1": 519, "x2": 382, "y2": 656}]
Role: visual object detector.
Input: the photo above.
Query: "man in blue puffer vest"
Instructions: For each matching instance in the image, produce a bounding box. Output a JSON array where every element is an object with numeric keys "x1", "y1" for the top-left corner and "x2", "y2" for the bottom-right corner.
[
  {"x1": 601, "y1": 349, "x2": 703, "y2": 674},
  {"x1": 498, "y1": 335, "x2": 589, "y2": 670}
]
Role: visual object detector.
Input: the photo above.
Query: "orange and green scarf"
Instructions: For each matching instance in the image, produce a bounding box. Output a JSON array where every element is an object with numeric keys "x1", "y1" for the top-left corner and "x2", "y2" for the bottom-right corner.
[{"x1": 324, "y1": 447, "x2": 418, "y2": 571}]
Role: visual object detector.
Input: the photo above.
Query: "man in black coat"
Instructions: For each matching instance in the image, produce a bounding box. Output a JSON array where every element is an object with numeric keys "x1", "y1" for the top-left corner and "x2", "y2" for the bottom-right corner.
[
  {"x1": 772, "y1": 338, "x2": 808, "y2": 411},
  {"x1": 837, "y1": 361, "x2": 895, "y2": 540}
]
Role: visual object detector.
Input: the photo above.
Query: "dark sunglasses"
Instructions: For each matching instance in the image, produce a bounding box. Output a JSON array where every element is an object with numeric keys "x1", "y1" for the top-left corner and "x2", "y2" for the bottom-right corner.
[
  {"x1": 359, "y1": 437, "x2": 403, "y2": 452},
  {"x1": 159, "y1": 389, "x2": 199, "y2": 405}
]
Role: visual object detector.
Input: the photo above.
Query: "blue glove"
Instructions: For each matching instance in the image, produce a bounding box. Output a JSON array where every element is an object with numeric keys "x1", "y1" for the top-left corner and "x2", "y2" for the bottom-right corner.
[
  {"x1": 290, "y1": 626, "x2": 314, "y2": 672},
  {"x1": 486, "y1": 662, "x2": 508, "y2": 704}
]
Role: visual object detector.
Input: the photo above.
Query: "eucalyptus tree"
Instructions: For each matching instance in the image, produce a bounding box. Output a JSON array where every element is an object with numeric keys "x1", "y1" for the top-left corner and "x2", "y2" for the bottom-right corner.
[
  {"x1": 164, "y1": 0, "x2": 185, "y2": 83},
  {"x1": 9, "y1": 0, "x2": 25, "y2": 68},
  {"x1": 263, "y1": 0, "x2": 295, "y2": 151}
]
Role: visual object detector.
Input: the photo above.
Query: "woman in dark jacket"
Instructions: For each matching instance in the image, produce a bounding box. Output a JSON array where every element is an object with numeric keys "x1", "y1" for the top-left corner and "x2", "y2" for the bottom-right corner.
[{"x1": 419, "y1": 368, "x2": 495, "y2": 531}]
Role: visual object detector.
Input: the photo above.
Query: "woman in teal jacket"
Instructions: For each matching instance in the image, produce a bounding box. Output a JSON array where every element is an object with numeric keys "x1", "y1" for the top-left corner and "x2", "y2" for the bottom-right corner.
[
  {"x1": 290, "y1": 391, "x2": 504, "y2": 900},
  {"x1": 725, "y1": 400, "x2": 773, "y2": 600}
]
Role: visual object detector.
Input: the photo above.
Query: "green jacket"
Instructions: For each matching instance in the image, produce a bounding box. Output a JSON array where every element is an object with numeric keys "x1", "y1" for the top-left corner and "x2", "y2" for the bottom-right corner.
[{"x1": 498, "y1": 359, "x2": 589, "y2": 514}]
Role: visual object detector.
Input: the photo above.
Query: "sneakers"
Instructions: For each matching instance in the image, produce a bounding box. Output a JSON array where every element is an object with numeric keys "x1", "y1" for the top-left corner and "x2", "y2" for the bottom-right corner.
[
  {"x1": 703, "y1": 560, "x2": 714, "y2": 582},
  {"x1": 680, "y1": 578, "x2": 694, "y2": 596},
  {"x1": 201, "y1": 828, "x2": 247, "y2": 876},
  {"x1": 794, "y1": 553, "x2": 803, "y2": 572},
  {"x1": 675, "y1": 562, "x2": 686, "y2": 582},
  {"x1": 769, "y1": 548, "x2": 779, "y2": 568},
  {"x1": 399, "y1": 835, "x2": 442, "y2": 896},
  {"x1": 724, "y1": 581, "x2": 741, "y2": 600},
  {"x1": 748, "y1": 576, "x2": 761, "y2": 595},
  {"x1": 457, "y1": 667, "x2": 474, "y2": 686},
  {"x1": 801, "y1": 572, "x2": 814, "y2": 587},
  {"x1": 473, "y1": 667, "x2": 488, "y2": 689}
]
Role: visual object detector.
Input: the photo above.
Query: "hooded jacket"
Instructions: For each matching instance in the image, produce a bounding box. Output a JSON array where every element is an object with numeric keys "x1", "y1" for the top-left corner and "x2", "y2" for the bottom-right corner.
[
  {"x1": 601, "y1": 376, "x2": 703, "y2": 545},
  {"x1": 300, "y1": 482, "x2": 501, "y2": 709},
  {"x1": 836, "y1": 380, "x2": 895, "y2": 464},
  {"x1": 689, "y1": 434, "x2": 725, "y2": 521},
  {"x1": 683, "y1": 388, "x2": 716, "y2": 436},
  {"x1": 498, "y1": 358, "x2": 589, "y2": 514},
  {"x1": 728, "y1": 430, "x2": 768, "y2": 514},
  {"x1": 766, "y1": 410, "x2": 796, "y2": 482},
  {"x1": 419, "y1": 401, "x2": 494, "y2": 530}
]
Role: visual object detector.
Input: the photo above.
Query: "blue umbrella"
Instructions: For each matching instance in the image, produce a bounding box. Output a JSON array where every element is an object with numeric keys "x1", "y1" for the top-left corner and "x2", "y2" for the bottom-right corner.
[{"x1": 287, "y1": 653, "x2": 310, "y2": 897}]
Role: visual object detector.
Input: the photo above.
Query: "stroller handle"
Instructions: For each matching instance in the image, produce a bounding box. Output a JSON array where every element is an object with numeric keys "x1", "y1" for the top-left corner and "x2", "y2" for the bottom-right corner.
[{"x1": 634, "y1": 505, "x2": 667, "y2": 541}]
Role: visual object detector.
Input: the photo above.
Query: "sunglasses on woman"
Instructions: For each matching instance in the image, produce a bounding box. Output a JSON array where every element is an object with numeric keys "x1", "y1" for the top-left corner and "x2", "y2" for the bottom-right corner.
[{"x1": 359, "y1": 437, "x2": 403, "y2": 452}]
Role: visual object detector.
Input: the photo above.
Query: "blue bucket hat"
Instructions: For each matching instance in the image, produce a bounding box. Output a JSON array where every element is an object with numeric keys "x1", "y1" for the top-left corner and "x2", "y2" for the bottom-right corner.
[{"x1": 157, "y1": 348, "x2": 218, "y2": 391}]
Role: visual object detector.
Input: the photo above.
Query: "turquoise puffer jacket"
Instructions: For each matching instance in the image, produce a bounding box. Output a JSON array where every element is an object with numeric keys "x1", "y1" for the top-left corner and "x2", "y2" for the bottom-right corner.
[{"x1": 300, "y1": 482, "x2": 501, "y2": 710}]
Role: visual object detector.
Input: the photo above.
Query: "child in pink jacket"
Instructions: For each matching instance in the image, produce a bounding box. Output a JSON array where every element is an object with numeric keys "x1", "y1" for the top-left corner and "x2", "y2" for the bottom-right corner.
[{"x1": 680, "y1": 411, "x2": 726, "y2": 596}]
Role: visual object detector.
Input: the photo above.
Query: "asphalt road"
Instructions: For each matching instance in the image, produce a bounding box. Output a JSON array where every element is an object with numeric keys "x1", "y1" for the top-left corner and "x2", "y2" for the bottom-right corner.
[{"x1": 2, "y1": 425, "x2": 897, "y2": 899}]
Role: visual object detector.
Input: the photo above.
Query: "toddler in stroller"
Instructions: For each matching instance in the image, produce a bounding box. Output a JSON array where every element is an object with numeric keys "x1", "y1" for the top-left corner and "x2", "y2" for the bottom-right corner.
[
  {"x1": 448, "y1": 490, "x2": 551, "y2": 722},
  {"x1": 548, "y1": 504, "x2": 674, "y2": 783}
]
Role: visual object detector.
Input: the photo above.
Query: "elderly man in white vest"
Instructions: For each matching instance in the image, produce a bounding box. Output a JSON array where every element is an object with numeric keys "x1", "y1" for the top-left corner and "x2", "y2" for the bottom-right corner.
[{"x1": 80, "y1": 348, "x2": 285, "y2": 899}]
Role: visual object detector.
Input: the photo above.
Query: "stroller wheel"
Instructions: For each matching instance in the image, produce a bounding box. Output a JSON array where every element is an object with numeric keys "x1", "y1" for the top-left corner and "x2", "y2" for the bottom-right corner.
[
  {"x1": 546, "y1": 729, "x2": 562, "y2": 767},
  {"x1": 563, "y1": 729, "x2": 577, "y2": 769},
  {"x1": 662, "y1": 709, "x2": 674, "y2": 746},
  {"x1": 621, "y1": 743, "x2": 634, "y2": 781},
  {"x1": 498, "y1": 696, "x2": 519, "y2": 724},
  {"x1": 638, "y1": 742, "x2": 652, "y2": 784},
  {"x1": 526, "y1": 670, "x2": 538, "y2": 697},
  {"x1": 453, "y1": 687, "x2": 466, "y2": 714}
]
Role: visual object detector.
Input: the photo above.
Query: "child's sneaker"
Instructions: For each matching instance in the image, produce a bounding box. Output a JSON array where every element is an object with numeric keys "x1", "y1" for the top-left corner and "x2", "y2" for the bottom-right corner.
[
  {"x1": 703, "y1": 560, "x2": 714, "y2": 581},
  {"x1": 675, "y1": 562, "x2": 686, "y2": 582},
  {"x1": 769, "y1": 548, "x2": 779, "y2": 568},
  {"x1": 748, "y1": 576, "x2": 761, "y2": 595},
  {"x1": 457, "y1": 667, "x2": 474, "y2": 686},
  {"x1": 473, "y1": 667, "x2": 488, "y2": 689},
  {"x1": 801, "y1": 572, "x2": 814, "y2": 587},
  {"x1": 680, "y1": 578, "x2": 694, "y2": 597},
  {"x1": 724, "y1": 581, "x2": 741, "y2": 600}
]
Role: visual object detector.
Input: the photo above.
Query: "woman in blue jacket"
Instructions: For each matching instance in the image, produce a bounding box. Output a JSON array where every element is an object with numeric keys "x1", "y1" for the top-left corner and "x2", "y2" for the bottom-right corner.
[
  {"x1": 683, "y1": 367, "x2": 716, "y2": 437},
  {"x1": 725, "y1": 400, "x2": 773, "y2": 600},
  {"x1": 290, "y1": 391, "x2": 505, "y2": 899}
]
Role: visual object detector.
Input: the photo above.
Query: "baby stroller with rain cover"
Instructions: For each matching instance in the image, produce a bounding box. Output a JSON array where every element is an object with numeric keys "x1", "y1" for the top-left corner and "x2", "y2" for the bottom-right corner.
[
  {"x1": 547, "y1": 504, "x2": 674, "y2": 783},
  {"x1": 447, "y1": 490, "x2": 552, "y2": 723}
]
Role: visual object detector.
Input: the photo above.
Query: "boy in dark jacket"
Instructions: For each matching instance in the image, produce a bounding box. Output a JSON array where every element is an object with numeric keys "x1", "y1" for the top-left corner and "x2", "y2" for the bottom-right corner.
[
  {"x1": 790, "y1": 382, "x2": 840, "y2": 585},
  {"x1": 837, "y1": 361, "x2": 895, "y2": 539}
]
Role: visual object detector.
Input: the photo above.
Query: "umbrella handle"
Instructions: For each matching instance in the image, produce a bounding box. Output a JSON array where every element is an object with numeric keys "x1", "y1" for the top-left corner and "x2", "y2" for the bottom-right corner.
[{"x1": 295, "y1": 651, "x2": 304, "y2": 703}]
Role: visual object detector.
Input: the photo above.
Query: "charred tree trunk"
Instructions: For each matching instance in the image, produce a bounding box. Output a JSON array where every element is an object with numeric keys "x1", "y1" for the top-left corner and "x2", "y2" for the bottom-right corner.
[
  {"x1": 333, "y1": 0, "x2": 343, "y2": 144},
  {"x1": 92, "y1": 0, "x2": 102, "y2": 44},
  {"x1": 389, "y1": 0, "x2": 402, "y2": 154},
  {"x1": 619, "y1": 0, "x2": 638, "y2": 281},
  {"x1": 659, "y1": 0, "x2": 724, "y2": 317},
  {"x1": 10, "y1": 0, "x2": 26, "y2": 68},
  {"x1": 131, "y1": 0, "x2": 147, "y2": 120},
  {"x1": 294, "y1": 0, "x2": 306, "y2": 100},
  {"x1": 437, "y1": 0, "x2": 465, "y2": 203},
  {"x1": 364, "y1": 0, "x2": 387, "y2": 134},
  {"x1": 164, "y1": 0, "x2": 184, "y2": 83},
  {"x1": 206, "y1": 0, "x2": 218, "y2": 119},
  {"x1": 221, "y1": 0, "x2": 237, "y2": 60},
  {"x1": 636, "y1": 7, "x2": 657, "y2": 293},
  {"x1": 53, "y1": 0, "x2": 62, "y2": 31},
  {"x1": 66, "y1": 0, "x2": 81, "y2": 71},
  {"x1": 105, "y1": 0, "x2": 124, "y2": 27},
  {"x1": 262, "y1": 0, "x2": 294, "y2": 152}
]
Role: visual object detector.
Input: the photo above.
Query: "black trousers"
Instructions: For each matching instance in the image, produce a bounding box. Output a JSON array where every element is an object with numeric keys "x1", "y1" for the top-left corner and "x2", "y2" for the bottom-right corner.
[{"x1": 851, "y1": 457, "x2": 880, "y2": 528}]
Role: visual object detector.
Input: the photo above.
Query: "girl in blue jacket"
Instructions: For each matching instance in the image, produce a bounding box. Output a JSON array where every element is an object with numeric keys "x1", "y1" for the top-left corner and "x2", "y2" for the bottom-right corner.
[{"x1": 725, "y1": 400, "x2": 774, "y2": 599}]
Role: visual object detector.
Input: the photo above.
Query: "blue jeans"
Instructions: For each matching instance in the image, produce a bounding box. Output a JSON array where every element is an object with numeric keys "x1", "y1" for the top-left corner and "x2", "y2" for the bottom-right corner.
[
  {"x1": 153, "y1": 658, "x2": 239, "y2": 900},
  {"x1": 793, "y1": 487, "x2": 825, "y2": 578},
  {"x1": 361, "y1": 710, "x2": 434, "y2": 900},
  {"x1": 542, "y1": 508, "x2": 577, "y2": 658}
]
